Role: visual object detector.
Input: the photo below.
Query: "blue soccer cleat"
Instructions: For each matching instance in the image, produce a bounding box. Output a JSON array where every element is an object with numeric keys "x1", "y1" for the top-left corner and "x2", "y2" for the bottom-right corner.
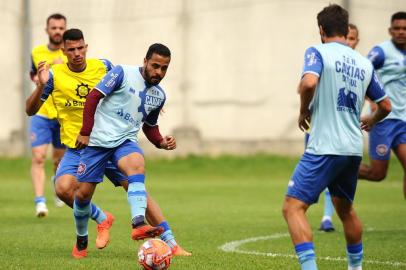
[{"x1": 319, "y1": 219, "x2": 335, "y2": 232}]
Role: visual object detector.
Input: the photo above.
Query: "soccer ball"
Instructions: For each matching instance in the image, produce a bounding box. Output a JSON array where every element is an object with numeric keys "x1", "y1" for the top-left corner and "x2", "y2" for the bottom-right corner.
[{"x1": 138, "y1": 239, "x2": 172, "y2": 270}]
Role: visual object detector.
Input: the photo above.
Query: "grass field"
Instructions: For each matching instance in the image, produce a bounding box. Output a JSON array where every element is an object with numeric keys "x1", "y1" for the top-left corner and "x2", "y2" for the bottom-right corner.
[{"x1": 1, "y1": 155, "x2": 405, "y2": 270}]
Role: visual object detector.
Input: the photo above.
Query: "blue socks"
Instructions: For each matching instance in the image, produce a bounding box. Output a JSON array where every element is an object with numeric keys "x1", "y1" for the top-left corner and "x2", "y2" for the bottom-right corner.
[
  {"x1": 322, "y1": 189, "x2": 334, "y2": 221},
  {"x1": 159, "y1": 221, "x2": 178, "y2": 248},
  {"x1": 128, "y1": 174, "x2": 147, "y2": 223},
  {"x1": 34, "y1": 196, "x2": 46, "y2": 204},
  {"x1": 295, "y1": 242, "x2": 317, "y2": 270},
  {"x1": 347, "y1": 243, "x2": 363, "y2": 270},
  {"x1": 73, "y1": 199, "x2": 91, "y2": 236},
  {"x1": 90, "y1": 203, "x2": 107, "y2": 224}
]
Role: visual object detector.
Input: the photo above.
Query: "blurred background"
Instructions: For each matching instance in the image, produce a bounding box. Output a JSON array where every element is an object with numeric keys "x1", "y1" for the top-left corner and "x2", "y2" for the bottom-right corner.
[{"x1": 1, "y1": 0, "x2": 405, "y2": 157}]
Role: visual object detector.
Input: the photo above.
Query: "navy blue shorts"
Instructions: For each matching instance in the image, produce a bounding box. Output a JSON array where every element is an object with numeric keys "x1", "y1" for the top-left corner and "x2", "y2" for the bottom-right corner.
[
  {"x1": 77, "y1": 140, "x2": 144, "y2": 184},
  {"x1": 286, "y1": 152, "x2": 361, "y2": 205},
  {"x1": 55, "y1": 148, "x2": 127, "y2": 187},
  {"x1": 369, "y1": 119, "x2": 406, "y2": 160},
  {"x1": 30, "y1": 115, "x2": 64, "y2": 148}
]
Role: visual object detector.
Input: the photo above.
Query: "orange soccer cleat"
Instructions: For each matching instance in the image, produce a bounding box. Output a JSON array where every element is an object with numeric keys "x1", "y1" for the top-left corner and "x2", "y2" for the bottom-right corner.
[
  {"x1": 72, "y1": 244, "x2": 87, "y2": 259},
  {"x1": 95, "y1": 211, "x2": 115, "y2": 249},
  {"x1": 171, "y1": 245, "x2": 192, "y2": 257},
  {"x1": 131, "y1": 224, "x2": 164, "y2": 241}
]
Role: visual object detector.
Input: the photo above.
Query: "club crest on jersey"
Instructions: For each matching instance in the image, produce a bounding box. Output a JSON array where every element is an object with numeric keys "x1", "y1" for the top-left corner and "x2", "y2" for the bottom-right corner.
[
  {"x1": 76, "y1": 83, "x2": 90, "y2": 99},
  {"x1": 376, "y1": 144, "x2": 388, "y2": 156},
  {"x1": 77, "y1": 162, "x2": 87, "y2": 175},
  {"x1": 337, "y1": 87, "x2": 357, "y2": 114},
  {"x1": 138, "y1": 87, "x2": 164, "y2": 120}
]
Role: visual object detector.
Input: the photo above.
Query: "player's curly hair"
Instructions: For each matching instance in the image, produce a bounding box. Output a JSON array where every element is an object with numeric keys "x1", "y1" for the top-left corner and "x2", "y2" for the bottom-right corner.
[{"x1": 317, "y1": 4, "x2": 349, "y2": 38}]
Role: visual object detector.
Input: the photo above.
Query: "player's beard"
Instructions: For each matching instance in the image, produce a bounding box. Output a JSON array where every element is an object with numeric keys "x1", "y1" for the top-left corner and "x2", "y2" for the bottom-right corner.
[
  {"x1": 49, "y1": 35, "x2": 63, "y2": 46},
  {"x1": 145, "y1": 69, "x2": 161, "y2": 86}
]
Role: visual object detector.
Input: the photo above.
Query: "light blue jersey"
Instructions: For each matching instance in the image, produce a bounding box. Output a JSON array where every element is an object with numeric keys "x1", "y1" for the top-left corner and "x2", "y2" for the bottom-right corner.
[
  {"x1": 368, "y1": 41, "x2": 406, "y2": 121},
  {"x1": 90, "y1": 65, "x2": 166, "y2": 148},
  {"x1": 303, "y1": 42, "x2": 387, "y2": 156}
]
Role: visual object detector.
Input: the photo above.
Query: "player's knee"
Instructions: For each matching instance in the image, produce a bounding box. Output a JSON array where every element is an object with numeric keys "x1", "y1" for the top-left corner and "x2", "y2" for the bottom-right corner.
[
  {"x1": 127, "y1": 165, "x2": 145, "y2": 175},
  {"x1": 32, "y1": 152, "x2": 46, "y2": 166},
  {"x1": 282, "y1": 200, "x2": 293, "y2": 219},
  {"x1": 75, "y1": 186, "x2": 92, "y2": 202},
  {"x1": 54, "y1": 180, "x2": 74, "y2": 206}
]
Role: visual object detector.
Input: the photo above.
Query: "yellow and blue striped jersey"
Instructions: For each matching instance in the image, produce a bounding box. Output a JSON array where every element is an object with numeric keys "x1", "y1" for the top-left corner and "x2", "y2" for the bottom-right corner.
[
  {"x1": 40, "y1": 58, "x2": 113, "y2": 148},
  {"x1": 31, "y1": 44, "x2": 67, "y2": 119}
]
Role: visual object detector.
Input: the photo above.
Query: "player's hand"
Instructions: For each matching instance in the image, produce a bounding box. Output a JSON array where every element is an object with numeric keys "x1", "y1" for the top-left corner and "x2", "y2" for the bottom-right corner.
[
  {"x1": 298, "y1": 110, "x2": 311, "y2": 132},
  {"x1": 75, "y1": 135, "x2": 90, "y2": 150},
  {"x1": 360, "y1": 115, "x2": 375, "y2": 132},
  {"x1": 37, "y1": 61, "x2": 50, "y2": 87},
  {"x1": 160, "y1": 135, "x2": 176, "y2": 150}
]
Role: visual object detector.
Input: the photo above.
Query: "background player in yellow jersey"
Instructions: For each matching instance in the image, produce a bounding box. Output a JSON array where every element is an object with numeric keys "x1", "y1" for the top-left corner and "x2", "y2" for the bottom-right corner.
[
  {"x1": 29, "y1": 13, "x2": 67, "y2": 217},
  {"x1": 26, "y1": 29, "x2": 191, "y2": 256}
]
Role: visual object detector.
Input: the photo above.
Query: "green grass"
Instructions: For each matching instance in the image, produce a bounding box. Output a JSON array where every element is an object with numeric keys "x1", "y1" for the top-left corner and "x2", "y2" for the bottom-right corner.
[{"x1": 0, "y1": 155, "x2": 405, "y2": 270}]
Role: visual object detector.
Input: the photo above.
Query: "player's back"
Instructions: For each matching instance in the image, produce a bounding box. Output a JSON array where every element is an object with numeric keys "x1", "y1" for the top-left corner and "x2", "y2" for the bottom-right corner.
[{"x1": 306, "y1": 42, "x2": 374, "y2": 156}]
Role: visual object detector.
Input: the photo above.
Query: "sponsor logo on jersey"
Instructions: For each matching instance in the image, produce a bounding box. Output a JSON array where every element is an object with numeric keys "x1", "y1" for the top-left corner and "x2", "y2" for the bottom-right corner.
[
  {"x1": 306, "y1": 52, "x2": 317, "y2": 66},
  {"x1": 116, "y1": 108, "x2": 140, "y2": 127},
  {"x1": 105, "y1": 72, "x2": 119, "y2": 88},
  {"x1": 75, "y1": 83, "x2": 90, "y2": 99},
  {"x1": 65, "y1": 100, "x2": 85, "y2": 107}
]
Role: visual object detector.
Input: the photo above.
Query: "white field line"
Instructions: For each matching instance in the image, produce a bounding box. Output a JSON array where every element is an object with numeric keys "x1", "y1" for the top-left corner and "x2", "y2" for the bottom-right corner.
[{"x1": 219, "y1": 233, "x2": 406, "y2": 268}]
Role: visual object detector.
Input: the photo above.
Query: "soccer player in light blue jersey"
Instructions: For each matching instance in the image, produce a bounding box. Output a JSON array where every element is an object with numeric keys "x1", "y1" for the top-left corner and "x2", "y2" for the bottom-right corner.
[
  {"x1": 72, "y1": 43, "x2": 191, "y2": 258},
  {"x1": 319, "y1": 23, "x2": 360, "y2": 233},
  {"x1": 282, "y1": 4, "x2": 391, "y2": 270},
  {"x1": 358, "y1": 12, "x2": 406, "y2": 200}
]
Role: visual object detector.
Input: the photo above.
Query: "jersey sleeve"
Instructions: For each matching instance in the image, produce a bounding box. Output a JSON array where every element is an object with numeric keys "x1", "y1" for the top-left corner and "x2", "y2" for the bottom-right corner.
[
  {"x1": 302, "y1": 47, "x2": 323, "y2": 77},
  {"x1": 40, "y1": 71, "x2": 55, "y2": 101},
  {"x1": 366, "y1": 70, "x2": 387, "y2": 103},
  {"x1": 367, "y1": 46, "x2": 385, "y2": 69},
  {"x1": 100, "y1": 58, "x2": 114, "y2": 72},
  {"x1": 94, "y1": 65, "x2": 125, "y2": 96},
  {"x1": 144, "y1": 100, "x2": 166, "y2": 126},
  {"x1": 30, "y1": 55, "x2": 37, "y2": 76}
]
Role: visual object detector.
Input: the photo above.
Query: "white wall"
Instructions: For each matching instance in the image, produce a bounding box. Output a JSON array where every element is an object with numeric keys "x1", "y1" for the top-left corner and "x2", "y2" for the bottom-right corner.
[{"x1": 0, "y1": 0, "x2": 404, "y2": 156}]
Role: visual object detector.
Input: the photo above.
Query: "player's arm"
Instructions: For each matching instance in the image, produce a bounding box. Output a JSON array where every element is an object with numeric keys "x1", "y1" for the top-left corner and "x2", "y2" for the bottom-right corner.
[
  {"x1": 367, "y1": 46, "x2": 385, "y2": 70},
  {"x1": 361, "y1": 71, "x2": 391, "y2": 131},
  {"x1": 298, "y1": 47, "x2": 322, "y2": 131},
  {"x1": 76, "y1": 65, "x2": 124, "y2": 149},
  {"x1": 143, "y1": 100, "x2": 175, "y2": 150},
  {"x1": 25, "y1": 61, "x2": 52, "y2": 116},
  {"x1": 29, "y1": 54, "x2": 38, "y2": 83},
  {"x1": 365, "y1": 46, "x2": 385, "y2": 112}
]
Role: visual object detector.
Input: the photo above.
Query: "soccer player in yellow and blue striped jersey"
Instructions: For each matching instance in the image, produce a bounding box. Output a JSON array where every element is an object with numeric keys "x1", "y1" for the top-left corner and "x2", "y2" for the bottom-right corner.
[
  {"x1": 29, "y1": 13, "x2": 67, "y2": 217},
  {"x1": 26, "y1": 29, "x2": 191, "y2": 257}
]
